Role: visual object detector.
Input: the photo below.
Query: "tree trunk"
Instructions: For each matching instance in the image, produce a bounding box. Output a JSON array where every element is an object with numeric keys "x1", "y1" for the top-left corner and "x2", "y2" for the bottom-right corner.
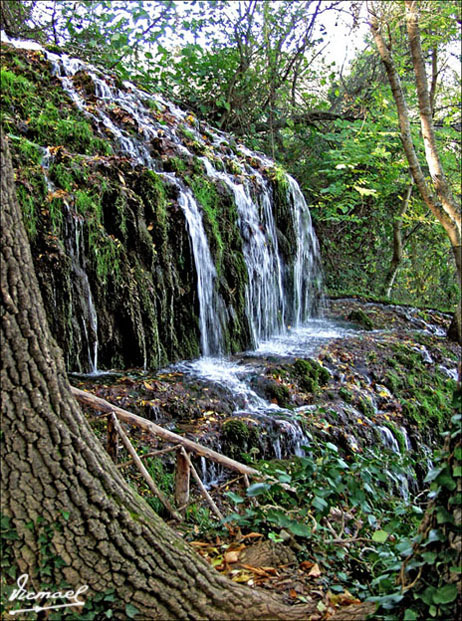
[
  {"x1": 383, "y1": 182, "x2": 413, "y2": 298},
  {"x1": 2, "y1": 130, "x2": 330, "y2": 619}
]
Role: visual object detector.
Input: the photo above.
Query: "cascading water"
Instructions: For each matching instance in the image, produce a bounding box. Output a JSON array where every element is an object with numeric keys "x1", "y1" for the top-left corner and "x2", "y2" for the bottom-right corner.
[
  {"x1": 3, "y1": 32, "x2": 327, "y2": 458},
  {"x1": 171, "y1": 180, "x2": 225, "y2": 356},
  {"x1": 201, "y1": 158, "x2": 288, "y2": 344},
  {"x1": 3, "y1": 32, "x2": 324, "y2": 361}
]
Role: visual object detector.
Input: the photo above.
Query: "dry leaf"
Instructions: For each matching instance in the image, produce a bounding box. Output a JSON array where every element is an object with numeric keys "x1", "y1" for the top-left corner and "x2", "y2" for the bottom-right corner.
[
  {"x1": 224, "y1": 550, "x2": 240, "y2": 564},
  {"x1": 308, "y1": 563, "x2": 322, "y2": 577},
  {"x1": 289, "y1": 589, "x2": 298, "y2": 599}
]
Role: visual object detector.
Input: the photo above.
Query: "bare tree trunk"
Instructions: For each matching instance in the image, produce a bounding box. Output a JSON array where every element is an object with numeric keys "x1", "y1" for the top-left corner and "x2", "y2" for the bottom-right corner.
[
  {"x1": 383, "y1": 182, "x2": 413, "y2": 298},
  {"x1": 2, "y1": 130, "x2": 331, "y2": 619}
]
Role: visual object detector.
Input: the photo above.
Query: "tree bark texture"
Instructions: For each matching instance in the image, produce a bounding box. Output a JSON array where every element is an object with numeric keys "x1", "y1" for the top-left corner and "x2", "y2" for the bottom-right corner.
[{"x1": 2, "y1": 130, "x2": 331, "y2": 619}]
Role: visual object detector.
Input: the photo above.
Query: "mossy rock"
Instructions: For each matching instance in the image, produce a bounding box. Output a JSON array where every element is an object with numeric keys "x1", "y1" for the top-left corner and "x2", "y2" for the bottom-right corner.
[
  {"x1": 348, "y1": 309, "x2": 374, "y2": 330},
  {"x1": 292, "y1": 358, "x2": 330, "y2": 393},
  {"x1": 250, "y1": 377, "x2": 292, "y2": 408},
  {"x1": 358, "y1": 396, "x2": 375, "y2": 417},
  {"x1": 222, "y1": 419, "x2": 260, "y2": 460},
  {"x1": 339, "y1": 387, "x2": 354, "y2": 404}
]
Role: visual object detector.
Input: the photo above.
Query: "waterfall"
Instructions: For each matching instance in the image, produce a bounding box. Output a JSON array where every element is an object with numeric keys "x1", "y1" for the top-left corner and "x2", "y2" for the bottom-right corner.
[
  {"x1": 174, "y1": 184, "x2": 225, "y2": 356},
  {"x1": 286, "y1": 175, "x2": 324, "y2": 322},
  {"x1": 3, "y1": 32, "x2": 323, "y2": 363}
]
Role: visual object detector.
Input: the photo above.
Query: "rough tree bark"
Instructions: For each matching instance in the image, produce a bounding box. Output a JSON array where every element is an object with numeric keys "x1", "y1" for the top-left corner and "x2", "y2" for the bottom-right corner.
[
  {"x1": 367, "y1": 0, "x2": 461, "y2": 342},
  {"x1": 1, "y1": 132, "x2": 375, "y2": 619}
]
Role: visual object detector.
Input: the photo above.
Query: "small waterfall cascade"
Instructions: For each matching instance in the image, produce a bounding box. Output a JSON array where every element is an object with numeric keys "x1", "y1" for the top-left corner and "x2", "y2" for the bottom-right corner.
[
  {"x1": 173, "y1": 182, "x2": 225, "y2": 356},
  {"x1": 40, "y1": 148, "x2": 99, "y2": 373},
  {"x1": 176, "y1": 356, "x2": 312, "y2": 472},
  {"x1": 377, "y1": 425, "x2": 415, "y2": 500},
  {"x1": 286, "y1": 175, "x2": 324, "y2": 323},
  {"x1": 2, "y1": 32, "x2": 323, "y2": 360},
  {"x1": 201, "y1": 158, "x2": 287, "y2": 344}
]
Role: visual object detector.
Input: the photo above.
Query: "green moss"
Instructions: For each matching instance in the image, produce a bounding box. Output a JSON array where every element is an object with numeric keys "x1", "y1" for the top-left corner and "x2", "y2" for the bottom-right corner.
[
  {"x1": 292, "y1": 358, "x2": 330, "y2": 393},
  {"x1": 49, "y1": 162, "x2": 74, "y2": 191},
  {"x1": 358, "y1": 396, "x2": 375, "y2": 417},
  {"x1": 389, "y1": 344, "x2": 421, "y2": 369},
  {"x1": 348, "y1": 309, "x2": 374, "y2": 330},
  {"x1": 165, "y1": 155, "x2": 187, "y2": 173},
  {"x1": 136, "y1": 169, "x2": 169, "y2": 248},
  {"x1": 0, "y1": 68, "x2": 35, "y2": 101},
  {"x1": 89, "y1": 228, "x2": 122, "y2": 284},
  {"x1": 178, "y1": 124, "x2": 206, "y2": 155},
  {"x1": 17, "y1": 185, "x2": 38, "y2": 237},
  {"x1": 339, "y1": 387, "x2": 354, "y2": 404},
  {"x1": 382, "y1": 343, "x2": 456, "y2": 430},
  {"x1": 267, "y1": 164, "x2": 289, "y2": 188},
  {"x1": 224, "y1": 157, "x2": 242, "y2": 176},
  {"x1": 1, "y1": 50, "x2": 112, "y2": 157},
  {"x1": 186, "y1": 174, "x2": 224, "y2": 272},
  {"x1": 8, "y1": 138, "x2": 47, "y2": 238},
  {"x1": 75, "y1": 189, "x2": 99, "y2": 217},
  {"x1": 48, "y1": 197, "x2": 64, "y2": 233},
  {"x1": 15, "y1": 136, "x2": 42, "y2": 164},
  {"x1": 269, "y1": 167, "x2": 296, "y2": 264},
  {"x1": 222, "y1": 419, "x2": 259, "y2": 460}
]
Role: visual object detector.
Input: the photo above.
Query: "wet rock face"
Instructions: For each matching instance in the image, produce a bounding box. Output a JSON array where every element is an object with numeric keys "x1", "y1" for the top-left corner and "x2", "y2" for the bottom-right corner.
[{"x1": 2, "y1": 42, "x2": 322, "y2": 371}]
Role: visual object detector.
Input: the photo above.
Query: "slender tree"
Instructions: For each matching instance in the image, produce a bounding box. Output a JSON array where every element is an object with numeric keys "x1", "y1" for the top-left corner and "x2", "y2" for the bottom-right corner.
[{"x1": 367, "y1": 0, "x2": 461, "y2": 341}]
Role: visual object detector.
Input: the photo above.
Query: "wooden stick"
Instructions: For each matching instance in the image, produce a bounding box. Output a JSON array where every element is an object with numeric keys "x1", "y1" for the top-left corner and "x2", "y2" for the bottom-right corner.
[
  {"x1": 111, "y1": 414, "x2": 181, "y2": 522},
  {"x1": 72, "y1": 386, "x2": 259, "y2": 477},
  {"x1": 106, "y1": 413, "x2": 118, "y2": 463},
  {"x1": 174, "y1": 448, "x2": 190, "y2": 513},
  {"x1": 180, "y1": 448, "x2": 224, "y2": 521},
  {"x1": 116, "y1": 445, "x2": 178, "y2": 469}
]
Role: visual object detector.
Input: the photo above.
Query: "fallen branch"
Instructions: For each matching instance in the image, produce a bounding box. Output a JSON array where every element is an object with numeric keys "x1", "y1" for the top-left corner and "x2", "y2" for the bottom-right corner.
[
  {"x1": 180, "y1": 448, "x2": 224, "y2": 521},
  {"x1": 71, "y1": 386, "x2": 259, "y2": 477},
  {"x1": 111, "y1": 413, "x2": 181, "y2": 522},
  {"x1": 116, "y1": 445, "x2": 178, "y2": 469}
]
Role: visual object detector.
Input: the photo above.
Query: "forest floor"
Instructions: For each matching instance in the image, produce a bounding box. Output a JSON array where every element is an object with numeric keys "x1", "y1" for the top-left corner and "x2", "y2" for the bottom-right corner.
[{"x1": 70, "y1": 297, "x2": 460, "y2": 620}]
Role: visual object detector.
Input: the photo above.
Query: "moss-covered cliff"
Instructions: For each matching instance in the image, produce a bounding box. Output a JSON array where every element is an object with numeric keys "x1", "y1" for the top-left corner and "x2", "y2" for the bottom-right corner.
[{"x1": 1, "y1": 42, "x2": 320, "y2": 371}]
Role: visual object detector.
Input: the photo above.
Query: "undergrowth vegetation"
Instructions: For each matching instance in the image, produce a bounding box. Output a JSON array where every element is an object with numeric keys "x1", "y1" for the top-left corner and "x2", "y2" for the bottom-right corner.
[{"x1": 186, "y1": 408, "x2": 460, "y2": 620}]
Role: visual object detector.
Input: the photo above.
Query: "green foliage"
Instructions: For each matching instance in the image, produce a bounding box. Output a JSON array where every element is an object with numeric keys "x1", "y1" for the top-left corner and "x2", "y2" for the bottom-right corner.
[
  {"x1": 382, "y1": 344, "x2": 456, "y2": 430},
  {"x1": 369, "y1": 413, "x2": 461, "y2": 620},
  {"x1": 222, "y1": 435, "x2": 423, "y2": 602},
  {"x1": 139, "y1": 452, "x2": 175, "y2": 517}
]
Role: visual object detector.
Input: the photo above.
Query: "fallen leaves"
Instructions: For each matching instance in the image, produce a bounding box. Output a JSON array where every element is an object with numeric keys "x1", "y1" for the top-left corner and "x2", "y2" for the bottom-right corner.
[{"x1": 300, "y1": 561, "x2": 322, "y2": 577}]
